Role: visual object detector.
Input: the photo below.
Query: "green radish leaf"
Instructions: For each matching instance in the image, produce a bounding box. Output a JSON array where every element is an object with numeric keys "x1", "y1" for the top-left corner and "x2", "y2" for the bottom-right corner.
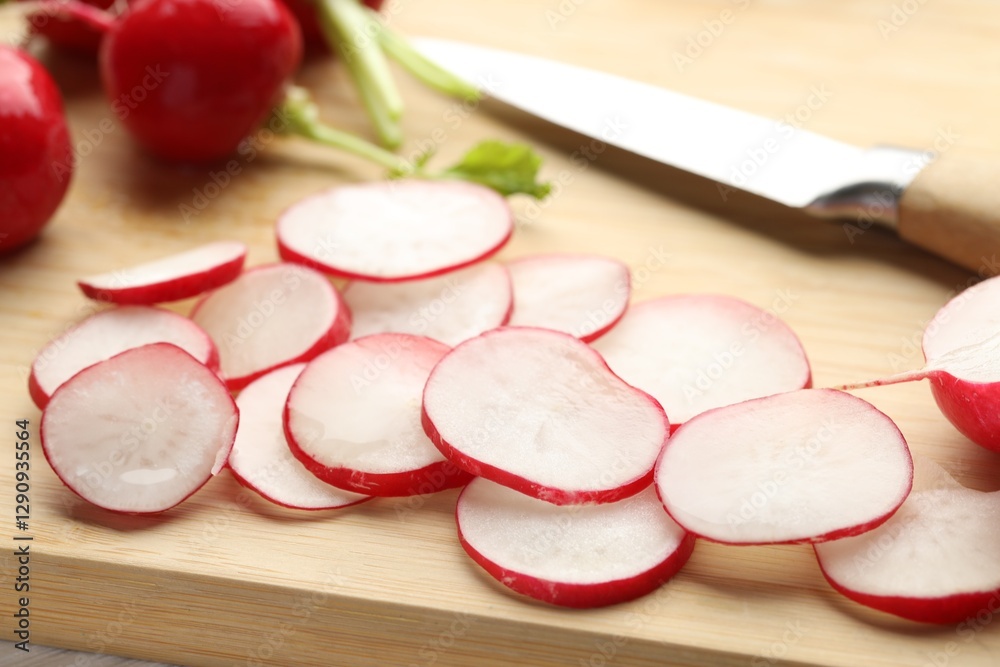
[{"x1": 440, "y1": 141, "x2": 552, "y2": 199}]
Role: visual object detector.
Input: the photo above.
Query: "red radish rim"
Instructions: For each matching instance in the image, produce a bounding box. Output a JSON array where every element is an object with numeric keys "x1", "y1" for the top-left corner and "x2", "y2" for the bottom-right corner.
[
  {"x1": 189, "y1": 262, "x2": 352, "y2": 391},
  {"x1": 226, "y1": 466, "x2": 373, "y2": 512},
  {"x1": 422, "y1": 326, "x2": 670, "y2": 505},
  {"x1": 28, "y1": 305, "x2": 220, "y2": 410},
  {"x1": 506, "y1": 253, "x2": 631, "y2": 343},
  {"x1": 275, "y1": 181, "x2": 514, "y2": 283},
  {"x1": 76, "y1": 241, "x2": 247, "y2": 305},
  {"x1": 39, "y1": 342, "x2": 239, "y2": 515}
]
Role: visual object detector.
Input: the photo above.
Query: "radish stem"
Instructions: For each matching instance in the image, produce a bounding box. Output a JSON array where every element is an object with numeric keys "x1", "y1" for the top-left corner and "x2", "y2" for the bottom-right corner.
[
  {"x1": 317, "y1": 0, "x2": 403, "y2": 147},
  {"x1": 374, "y1": 17, "x2": 481, "y2": 102}
]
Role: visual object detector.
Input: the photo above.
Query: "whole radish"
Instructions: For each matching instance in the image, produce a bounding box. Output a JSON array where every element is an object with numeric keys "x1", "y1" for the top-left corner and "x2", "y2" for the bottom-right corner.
[
  {"x1": 99, "y1": 0, "x2": 303, "y2": 162},
  {"x1": 0, "y1": 47, "x2": 73, "y2": 253}
]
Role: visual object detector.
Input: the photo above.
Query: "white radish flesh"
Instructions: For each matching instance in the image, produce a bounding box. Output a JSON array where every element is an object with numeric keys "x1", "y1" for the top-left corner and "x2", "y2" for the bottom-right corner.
[
  {"x1": 506, "y1": 254, "x2": 630, "y2": 342},
  {"x1": 77, "y1": 241, "x2": 247, "y2": 305},
  {"x1": 285, "y1": 334, "x2": 470, "y2": 496},
  {"x1": 422, "y1": 327, "x2": 669, "y2": 505},
  {"x1": 29, "y1": 306, "x2": 219, "y2": 409},
  {"x1": 592, "y1": 295, "x2": 811, "y2": 427},
  {"x1": 344, "y1": 263, "x2": 512, "y2": 346},
  {"x1": 815, "y1": 457, "x2": 1000, "y2": 624},
  {"x1": 655, "y1": 389, "x2": 912, "y2": 545},
  {"x1": 276, "y1": 181, "x2": 513, "y2": 282},
  {"x1": 457, "y1": 479, "x2": 695, "y2": 608},
  {"x1": 190, "y1": 263, "x2": 351, "y2": 391},
  {"x1": 40, "y1": 343, "x2": 239, "y2": 514},
  {"x1": 228, "y1": 364, "x2": 371, "y2": 510}
]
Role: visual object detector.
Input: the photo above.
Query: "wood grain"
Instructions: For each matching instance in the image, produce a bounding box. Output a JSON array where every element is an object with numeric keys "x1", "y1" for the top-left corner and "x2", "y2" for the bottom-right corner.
[{"x1": 3, "y1": 1, "x2": 1000, "y2": 665}]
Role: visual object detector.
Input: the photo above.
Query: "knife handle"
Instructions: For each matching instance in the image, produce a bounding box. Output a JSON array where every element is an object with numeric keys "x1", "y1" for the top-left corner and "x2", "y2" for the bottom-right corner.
[{"x1": 898, "y1": 153, "x2": 1000, "y2": 276}]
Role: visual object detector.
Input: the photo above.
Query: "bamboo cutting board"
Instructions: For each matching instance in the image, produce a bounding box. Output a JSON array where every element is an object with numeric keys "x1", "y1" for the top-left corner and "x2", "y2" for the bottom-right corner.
[{"x1": 4, "y1": 1, "x2": 1000, "y2": 665}]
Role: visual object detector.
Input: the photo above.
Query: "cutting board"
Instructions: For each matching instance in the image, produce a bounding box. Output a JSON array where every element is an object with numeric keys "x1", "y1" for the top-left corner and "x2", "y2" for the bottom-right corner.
[{"x1": 4, "y1": 1, "x2": 1000, "y2": 665}]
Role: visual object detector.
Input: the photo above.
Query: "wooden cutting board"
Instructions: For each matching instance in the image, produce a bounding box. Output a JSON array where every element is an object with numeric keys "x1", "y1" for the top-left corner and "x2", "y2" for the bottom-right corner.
[{"x1": 4, "y1": 1, "x2": 1000, "y2": 665}]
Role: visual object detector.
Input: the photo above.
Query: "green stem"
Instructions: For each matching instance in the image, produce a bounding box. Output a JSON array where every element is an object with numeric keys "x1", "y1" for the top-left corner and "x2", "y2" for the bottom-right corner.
[
  {"x1": 316, "y1": 0, "x2": 404, "y2": 147},
  {"x1": 375, "y1": 18, "x2": 481, "y2": 102},
  {"x1": 279, "y1": 87, "x2": 414, "y2": 176}
]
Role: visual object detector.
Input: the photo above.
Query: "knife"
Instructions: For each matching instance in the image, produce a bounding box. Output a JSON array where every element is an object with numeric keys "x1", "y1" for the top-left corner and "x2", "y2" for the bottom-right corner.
[{"x1": 413, "y1": 38, "x2": 999, "y2": 276}]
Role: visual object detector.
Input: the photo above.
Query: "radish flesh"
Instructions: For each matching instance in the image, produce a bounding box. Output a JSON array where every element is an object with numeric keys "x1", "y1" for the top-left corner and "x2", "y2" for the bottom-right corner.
[
  {"x1": 191, "y1": 263, "x2": 351, "y2": 391},
  {"x1": 77, "y1": 241, "x2": 247, "y2": 305},
  {"x1": 839, "y1": 275, "x2": 1000, "y2": 453},
  {"x1": 40, "y1": 343, "x2": 239, "y2": 514},
  {"x1": 228, "y1": 364, "x2": 371, "y2": 510},
  {"x1": 655, "y1": 389, "x2": 912, "y2": 545},
  {"x1": 506, "y1": 254, "x2": 630, "y2": 342},
  {"x1": 422, "y1": 327, "x2": 669, "y2": 505},
  {"x1": 285, "y1": 334, "x2": 471, "y2": 497},
  {"x1": 29, "y1": 306, "x2": 219, "y2": 410},
  {"x1": 815, "y1": 457, "x2": 1000, "y2": 624},
  {"x1": 457, "y1": 479, "x2": 695, "y2": 608},
  {"x1": 276, "y1": 181, "x2": 513, "y2": 281},
  {"x1": 344, "y1": 263, "x2": 512, "y2": 346},
  {"x1": 592, "y1": 294, "x2": 811, "y2": 428}
]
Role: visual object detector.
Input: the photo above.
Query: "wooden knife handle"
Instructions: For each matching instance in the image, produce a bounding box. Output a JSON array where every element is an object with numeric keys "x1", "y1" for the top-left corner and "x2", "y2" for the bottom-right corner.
[{"x1": 898, "y1": 153, "x2": 1000, "y2": 276}]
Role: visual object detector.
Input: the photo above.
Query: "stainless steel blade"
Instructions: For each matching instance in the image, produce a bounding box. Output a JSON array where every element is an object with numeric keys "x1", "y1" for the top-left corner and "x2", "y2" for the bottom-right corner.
[{"x1": 413, "y1": 38, "x2": 924, "y2": 224}]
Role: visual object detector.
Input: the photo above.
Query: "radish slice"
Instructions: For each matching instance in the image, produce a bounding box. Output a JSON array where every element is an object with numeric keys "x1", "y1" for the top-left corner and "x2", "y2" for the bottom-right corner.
[
  {"x1": 77, "y1": 241, "x2": 247, "y2": 305},
  {"x1": 28, "y1": 306, "x2": 219, "y2": 410},
  {"x1": 840, "y1": 275, "x2": 1000, "y2": 453},
  {"x1": 655, "y1": 389, "x2": 912, "y2": 545},
  {"x1": 422, "y1": 327, "x2": 669, "y2": 505},
  {"x1": 285, "y1": 334, "x2": 471, "y2": 497},
  {"x1": 457, "y1": 480, "x2": 695, "y2": 608},
  {"x1": 592, "y1": 295, "x2": 811, "y2": 428},
  {"x1": 228, "y1": 364, "x2": 371, "y2": 510},
  {"x1": 276, "y1": 181, "x2": 513, "y2": 282},
  {"x1": 190, "y1": 263, "x2": 351, "y2": 391},
  {"x1": 39, "y1": 343, "x2": 239, "y2": 514},
  {"x1": 814, "y1": 457, "x2": 1000, "y2": 624},
  {"x1": 343, "y1": 263, "x2": 513, "y2": 346},
  {"x1": 506, "y1": 254, "x2": 630, "y2": 342}
]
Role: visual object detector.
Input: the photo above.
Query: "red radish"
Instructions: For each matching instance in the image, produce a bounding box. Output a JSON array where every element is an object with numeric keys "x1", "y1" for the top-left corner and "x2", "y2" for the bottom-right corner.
[
  {"x1": 814, "y1": 457, "x2": 1000, "y2": 624},
  {"x1": 655, "y1": 389, "x2": 912, "y2": 545},
  {"x1": 344, "y1": 263, "x2": 512, "y2": 346},
  {"x1": 20, "y1": 0, "x2": 117, "y2": 55},
  {"x1": 506, "y1": 254, "x2": 630, "y2": 342},
  {"x1": 190, "y1": 263, "x2": 350, "y2": 391},
  {"x1": 228, "y1": 364, "x2": 371, "y2": 509},
  {"x1": 839, "y1": 275, "x2": 1000, "y2": 453},
  {"x1": 0, "y1": 46, "x2": 73, "y2": 253},
  {"x1": 77, "y1": 241, "x2": 247, "y2": 305},
  {"x1": 592, "y1": 295, "x2": 811, "y2": 429},
  {"x1": 285, "y1": 334, "x2": 472, "y2": 496},
  {"x1": 99, "y1": 0, "x2": 302, "y2": 162},
  {"x1": 40, "y1": 343, "x2": 239, "y2": 514},
  {"x1": 457, "y1": 480, "x2": 695, "y2": 608},
  {"x1": 422, "y1": 327, "x2": 669, "y2": 505},
  {"x1": 29, "y1": 306, "x2": 219, "y2": 410},
  {"x1": 277, "y1": 181, "x2": 513, "y2": 282}
]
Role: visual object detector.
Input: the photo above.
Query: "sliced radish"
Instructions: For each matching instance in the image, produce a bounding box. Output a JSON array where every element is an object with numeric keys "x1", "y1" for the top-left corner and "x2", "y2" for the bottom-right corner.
[
  {"x1": 276, "y1": 181, "x2": 513, "y2": 282},
  {"x1": 285, "y1": 334, "x2": 471, "y2": 496},
  {"x1": 29, "y1": 306, "x2": 219, "y2": 410},
  {"x1": 655, "y1": 389, "x2": 912, "y2": 545},
  {"x1": 815, "y1": 457, "x2": 1000, "y2": 624},
  {"x1": 343, "y1": 263, "x2": 512, "y2": 346},
  {"x1": 457, "y1": 479, "x2": 695, "y2": 608},
  {"x1": 840, "y1": 275, "x2": 1000, "y2": 453},
  {"x1": 77, "y1": 241, "x2": 247, "y2": 305},
  {"x1": 592, "y1": 295, "x2": 811, "y2": 428},
  {"x1": 228, "y1": 364, "x2": 371, "y2": 510},
  {"x1": 39, "y1": 343, "x2": 239, "y2": 514},
  {"x1": 422, "y1": 327, "x2": 669, "y2": 505},
  {"x1": 190, "y1": 263, "x2": 351, "y2": 391},
  {"x1": 506, "y1": 254, "x2": 630, "y2": 342}
]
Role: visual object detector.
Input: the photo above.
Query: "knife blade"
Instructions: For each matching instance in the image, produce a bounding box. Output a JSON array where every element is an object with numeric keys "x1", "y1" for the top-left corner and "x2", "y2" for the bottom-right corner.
[{"x1": 413, "y1": 38, "x2": 1000, "y2": 276}]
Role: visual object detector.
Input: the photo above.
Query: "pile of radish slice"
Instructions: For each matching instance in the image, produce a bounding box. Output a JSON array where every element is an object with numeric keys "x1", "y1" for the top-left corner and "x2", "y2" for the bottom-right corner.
[{"x1": 30, "y1": 180, "x2": 1000, "y2": 623}]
